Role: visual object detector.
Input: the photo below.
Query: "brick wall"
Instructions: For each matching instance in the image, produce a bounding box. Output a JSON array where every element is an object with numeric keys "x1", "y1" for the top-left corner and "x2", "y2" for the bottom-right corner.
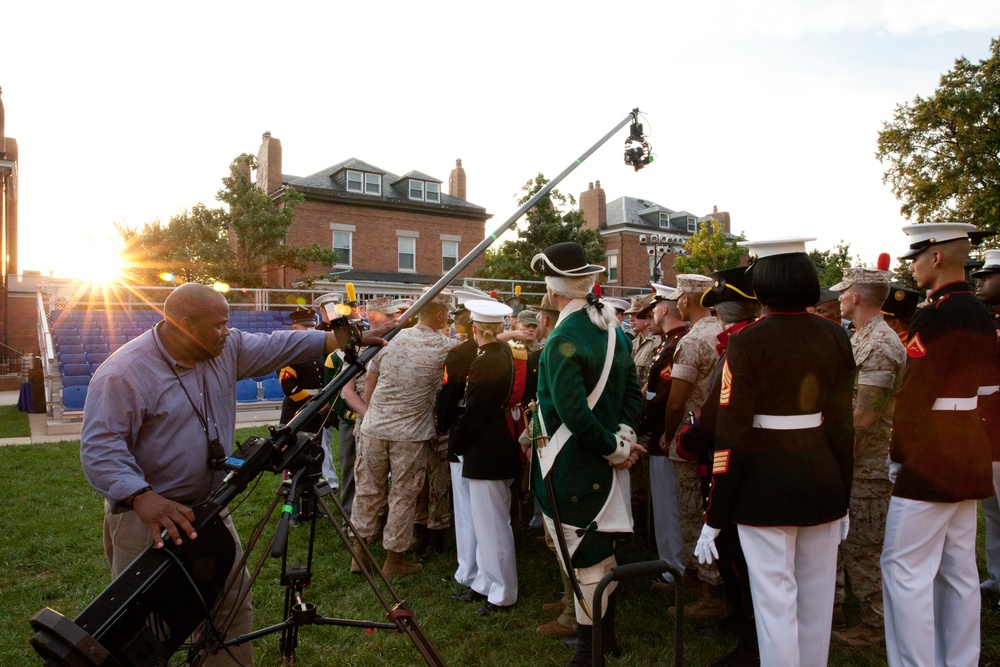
[
  {"x1": 600, "y1": 230, "x2": 686, "y2": 289},
  {"x1": 282, "y1": 200, "x2": 487, "y2": 285}
]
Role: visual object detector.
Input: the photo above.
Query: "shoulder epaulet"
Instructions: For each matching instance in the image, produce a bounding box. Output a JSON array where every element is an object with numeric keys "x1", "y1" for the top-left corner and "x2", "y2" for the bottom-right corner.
[{"x1": 508, "y1": 342, "x2": 528, "y2": 360}]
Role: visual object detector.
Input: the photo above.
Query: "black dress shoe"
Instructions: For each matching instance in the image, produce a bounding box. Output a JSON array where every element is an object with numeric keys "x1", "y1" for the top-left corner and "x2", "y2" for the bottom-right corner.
[
  {"x1": 451, "y1": 587, "x2": 487, "y2": 603},
  {"x1": 475, "y1": 602, "x2": 514, "y2": 617}
]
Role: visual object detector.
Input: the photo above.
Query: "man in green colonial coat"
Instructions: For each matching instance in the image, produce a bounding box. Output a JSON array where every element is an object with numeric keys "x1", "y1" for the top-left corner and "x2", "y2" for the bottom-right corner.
[{"x1": 530, "y1": 242, "x2": 644, "y2": 666}]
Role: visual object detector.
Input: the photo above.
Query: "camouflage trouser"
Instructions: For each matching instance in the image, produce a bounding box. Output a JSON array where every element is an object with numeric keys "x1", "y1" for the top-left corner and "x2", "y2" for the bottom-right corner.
[
  {"x1": 352, "y1": 434, "x2": 428, "y2": 553},
  {"x1": 413, "y1": 434, "x2": 452, "y2": 530},
  {"x1": 675, "y1": 459, "x2": 722, "y2": 586},
  {"x1": 835, "y1": 477, "x2": 892, "y2": 626}
]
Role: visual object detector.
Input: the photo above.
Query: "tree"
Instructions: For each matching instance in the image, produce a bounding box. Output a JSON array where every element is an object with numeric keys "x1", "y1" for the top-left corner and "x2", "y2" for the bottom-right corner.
[
  {"x1": 876, "y1": 38, "x2": 1000, "y2": 233},
  {"x1": 474, "y1": 173, "x2": 605, "y2": 285},
  {"x1": 889, "y1": 258, "x2": 919, "y2": 290},
  {"x1": 671, "y1": 221, "x2": 747, "y2": 276},
  {"x1": 808, "y1": 241, "x2": 860, "y2": 287},
  {"x1": 117, "y1": 155, "x2": 337, "y2": 287}
]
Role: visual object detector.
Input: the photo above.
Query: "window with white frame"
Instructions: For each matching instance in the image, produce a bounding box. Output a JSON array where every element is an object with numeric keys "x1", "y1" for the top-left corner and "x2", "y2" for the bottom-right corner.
[
  {"x1": 409, "y1": 180, "x2": 424, "y2": 200},
  {"x1": 687, "y1": 217, "x2": 697, "y2": 233},
  {"x1": 442, "y1": 240, "x2": 459, "y2": 271},
  {"x1": 346, "y1": 170, "x2": 363, "y2": 193},
  {"x1": 365, "y1": 173, "x2": 381, "y2": 196},
  {"x1": 398, "y1": 236, "x2": 416, "y2": 271},
  {"x1": 425, "y1": 182, "x2": 441, "y2": 203},
  {"x1": 333, "y1": 231, "x2": 352, "y2": 267},
  {"x1": 659, "y1": 212, "x2": 670, "y2": 228},
  {"x1": 608, "y1": 253, "x2": 618, "y2": 282}
]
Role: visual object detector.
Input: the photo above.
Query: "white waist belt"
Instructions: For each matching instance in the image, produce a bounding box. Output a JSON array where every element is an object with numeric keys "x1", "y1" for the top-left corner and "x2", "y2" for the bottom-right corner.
[
  {"x1": 978, "y1": 385, "x2": 1000, "y2": 396},
  {"x1": 752, "y1": 412, "x2": 822, "y2": 430},
  {"x1": 931, "y1": 396, "x2": 978, "y2": 411}
]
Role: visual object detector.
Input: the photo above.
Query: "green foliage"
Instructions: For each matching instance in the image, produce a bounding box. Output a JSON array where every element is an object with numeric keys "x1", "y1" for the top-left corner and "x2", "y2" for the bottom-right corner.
[
  {"x1": 809, "y1": 241, "x2": 861, "y2": 287},
  {"x1": 672, "y1": 221, "x2": 747, "y2": 275},
  {"x1": 117, "y1": 156, "x2": 337, "y2": 288},
  {"x1": 877, "y1": 37, "x2": 1000, "y2": 233},
  {"x1": 474, "y1": 174, "x2": 605, "y2": 283},
  {"x1": 890, "y1": 258, "x2": 919, "y2": 289}
]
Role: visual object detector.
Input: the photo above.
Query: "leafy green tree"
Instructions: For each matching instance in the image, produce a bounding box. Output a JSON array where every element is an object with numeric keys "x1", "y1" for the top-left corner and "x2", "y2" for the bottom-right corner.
[
  {"x1": 474, "y1": 173, "x2": 605, "y2": 286},
  {"x1": 876, "y1": 38, "x2": 1000, "y2": 232},
  {"x1": 117, "y1": 156, "x2": 337, "y2": 287},
  {"x1": 889, "y1": 258, "x2": 919, "y2": 290},
  {"x1": 808, "y1": 241, "x2": 860, "y2": 287},
  {"x1": 671, "y1": 221, "x2": 746, "y2": 275}
]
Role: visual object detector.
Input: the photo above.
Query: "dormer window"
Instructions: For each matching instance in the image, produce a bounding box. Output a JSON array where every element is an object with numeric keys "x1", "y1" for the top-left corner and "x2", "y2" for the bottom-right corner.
[
  {"x1": 659, "y1": 212, "x2": 670, "y2": 229},
  {"x1": 409, "y1": 179, "x2": 441, "y2": 203},
  {"x1": 346, "y1": 170, "x2": 382, "y2": 196},
  {"x1": 687, "y1": 217, "x2": 697, "y2": 233}
]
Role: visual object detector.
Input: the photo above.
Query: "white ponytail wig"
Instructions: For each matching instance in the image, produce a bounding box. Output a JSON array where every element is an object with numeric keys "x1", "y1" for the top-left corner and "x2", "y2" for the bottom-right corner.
[{"x1": 545, "y1": 275, "x2": 620, "y2": 331}]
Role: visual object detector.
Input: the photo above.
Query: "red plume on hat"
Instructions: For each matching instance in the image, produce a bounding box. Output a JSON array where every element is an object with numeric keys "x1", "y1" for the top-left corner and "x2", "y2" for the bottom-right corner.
[
  {"x1": 593, "y1": 283, "x2": 603, "y2": 298},
  {"x1": 490, "y1": 290, "x2": 498, "y2": 299},
  {"x1": 877, "y1": 253, "x2": 890, "y2": 272}
]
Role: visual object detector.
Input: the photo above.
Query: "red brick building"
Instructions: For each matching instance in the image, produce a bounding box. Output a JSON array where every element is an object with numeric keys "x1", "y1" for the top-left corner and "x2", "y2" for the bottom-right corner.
[
  {"x1": 253, "y1": 133, "x2": 491, "y2": 293},
  {"x1": 579, "y1": 181, "x2": 732, "y2": 288}
]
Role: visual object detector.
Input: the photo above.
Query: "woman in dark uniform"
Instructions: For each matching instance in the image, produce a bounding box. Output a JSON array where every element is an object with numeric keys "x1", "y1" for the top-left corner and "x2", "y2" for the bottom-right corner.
[
  {"x1": 698, "y1": 238, "x2": 856, "y2": 667},
  {"x1": 451, "y1": 299, "x2": 521, "y2": 616}
]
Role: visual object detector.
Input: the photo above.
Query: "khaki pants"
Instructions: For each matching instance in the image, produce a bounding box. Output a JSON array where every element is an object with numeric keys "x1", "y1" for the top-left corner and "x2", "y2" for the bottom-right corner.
[
  {"x1": 352, "y1": 435, "x2": 429, "y2": 552},
  {"x1": 103, "y1": 503, "x2": 253, "y2": 666}
]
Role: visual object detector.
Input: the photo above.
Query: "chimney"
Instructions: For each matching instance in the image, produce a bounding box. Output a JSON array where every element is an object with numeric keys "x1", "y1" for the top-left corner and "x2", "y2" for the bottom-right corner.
[
  {"x1": 449, "y1": 159, "x2": 467, "y2": 201},
  {"x1": 256, "y1": 131, "x2": 282, "y2": 195},
  {"x1": 579, "y1": 179, "x2": 606, "y2": 230},
  {"x1": 710, "y1": 205, "x2": 732, "y2": 234}
]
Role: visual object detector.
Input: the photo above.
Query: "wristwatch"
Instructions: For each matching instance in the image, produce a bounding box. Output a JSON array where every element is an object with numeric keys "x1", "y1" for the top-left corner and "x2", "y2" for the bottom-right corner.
[{"x1": 123, "y1": 485, "x2": 153, "y2": 509}]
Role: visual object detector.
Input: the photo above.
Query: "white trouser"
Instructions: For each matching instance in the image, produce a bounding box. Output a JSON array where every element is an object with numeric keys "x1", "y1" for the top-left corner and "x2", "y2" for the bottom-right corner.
[
  {"x1": 738, "y1": 521, "x2": 840, "y2": 667},
  {"x1": 881, "y1": 497, "x2": 980, "y2": 667},
  {"x1": 320, "y1": 425, "x2": 340, "y2": 488},
  {"x1": 981, "y1": 462, "x2": 1000, "y2": 590},
  {"x1": 469, "y1": 477, "x2": 518, "y2": 606},
  {"x1": 450, "y1": 461, "x2": 478, "y2": 587},
  {"x1": 649, "y1": 456, "x2": 685, "y2": 580}
]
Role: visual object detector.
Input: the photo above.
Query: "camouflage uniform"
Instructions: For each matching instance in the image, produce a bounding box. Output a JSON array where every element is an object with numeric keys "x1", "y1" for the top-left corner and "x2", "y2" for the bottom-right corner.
[
  {"x1": 835, "y1": 314, "x2": 906, "y2": 626},
  {"x1": 632, "y1": 330, "x2": 662, "y2": 391},
  {"x1": 353, "y1": 324, "x2": 458, "y2": 552},
  {"x1": 668, "y1": 315, "x2": 723, "y2": 584}
]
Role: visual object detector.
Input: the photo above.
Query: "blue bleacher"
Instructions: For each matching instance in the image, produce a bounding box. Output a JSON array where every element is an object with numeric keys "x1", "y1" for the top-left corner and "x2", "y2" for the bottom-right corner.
[
  {"x1": 236, "y1": 379, "x2": 260, "y2": 402},
  {"x1": 63, "y1": 385, "x2": 88, "y2": 410},
  {"x1": 60, "y1": 353, "x2": 88, "y2": 366},
  {"x1": 57, "y1": 335, "x2": 82, "y2": 347},
  {"x1": 86, "y1": 353, "x2": 110, "y2": 366},
  {"x1": 84, "y1": 344, "x2": 109, "y2": 354},
  {"x1": 63, "y1": 363, "x2": 91, "y2": 376},
  {"x1": 59, "y1": 344, "x2": 85, "y2": 355},
  {"x1": 62, "y1": 375, "x2": 90, "y2": 387},
  {"x1": 261, "y1": 378, "x2": 284, "y2": 401}
]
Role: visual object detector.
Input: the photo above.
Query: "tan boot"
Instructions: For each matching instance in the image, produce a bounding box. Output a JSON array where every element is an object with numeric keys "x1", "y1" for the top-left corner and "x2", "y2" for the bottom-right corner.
[
  {"x1": 383, "y1": 550, "x2": 422, "y2": 577},
  {"x1": 350, "y1": 538, "x2": 372, "y2": 575},
  {"x1": 831, "y1": 624, "x2": 885, "y2": 649},
  {"x1": 667, "y1": 583, "x2": 729, "y2": 621}
]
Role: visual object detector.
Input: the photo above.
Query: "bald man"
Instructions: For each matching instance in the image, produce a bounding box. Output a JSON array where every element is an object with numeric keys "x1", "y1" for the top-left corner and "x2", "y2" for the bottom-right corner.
[{"x1": 81, "y1": 283, "x2": 387, "y2": 666}]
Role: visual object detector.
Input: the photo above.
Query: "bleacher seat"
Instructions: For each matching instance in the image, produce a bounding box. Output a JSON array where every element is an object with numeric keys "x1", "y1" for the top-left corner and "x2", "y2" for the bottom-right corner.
[
  {"x1": 86, "y1": 353, "x2": 110, "y2": 365},
  {"x1": 57, "y1": 336, "x2": 82, "y2": 347},
  {"x1": 81, "y1": 336, "x2": 103, "y2": 345},
  {"x1": 63, "y1": 363, "x2": 91, "y2": 376},
  {"x1": 106, "y1": 335, "x2": 127, "y2": 345},
  {"x1": 79, "y1": 328, "x2": 101, "y2": 337},
  {"x1": 261, "y1": 378, "x2": 284, "y2": 401},
  {"x1": 63, "y1": 385, "x2": 88, "y2": 410},
  {"x1": 250, "y1": 371, "x2": 278, "y2": 382},
  {"x1": 62, "y1": 375, "x2": 90, "y2": 387},
  {"x1": 85, "y1": 344, "x2": 110, "y2": 354},
  {"x1": 60, "y1": 353, "x2": 88, "y2": 366},
  {"x1": 121, "y1": 328, "x2": 142, "y2": 337},
  {"x1": 59, "y1": 344, "x2": 85, "y2": 355},
  {"x1": 236, "y1": 379, "x2": 260, "y2": 402}
]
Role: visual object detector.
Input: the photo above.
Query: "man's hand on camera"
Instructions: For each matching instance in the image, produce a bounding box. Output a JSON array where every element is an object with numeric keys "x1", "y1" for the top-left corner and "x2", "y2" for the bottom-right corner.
[{"x1": 133, "y1": 490, "x2": 197, "y2": 548}]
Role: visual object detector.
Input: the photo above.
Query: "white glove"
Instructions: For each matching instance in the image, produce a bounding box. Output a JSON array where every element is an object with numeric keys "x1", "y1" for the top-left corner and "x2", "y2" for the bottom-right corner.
[
  {"x1": 887, "y1": 457, "x2": 901, "y2": 484},
  {"x1": 840, "y1": 513, "x2": 850, "y2": 543},
  {"x1": 616, "y1": 423, "x2": 637, "y2": 445},
  {"x1": 694, "y1": 524, "x2": 721, "y2": 565}
]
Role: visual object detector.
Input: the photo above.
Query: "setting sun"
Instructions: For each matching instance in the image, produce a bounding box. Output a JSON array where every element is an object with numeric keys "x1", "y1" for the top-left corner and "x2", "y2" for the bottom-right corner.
[{"x1": 61, "y1": 235, "x2": 126, "y2": 283}]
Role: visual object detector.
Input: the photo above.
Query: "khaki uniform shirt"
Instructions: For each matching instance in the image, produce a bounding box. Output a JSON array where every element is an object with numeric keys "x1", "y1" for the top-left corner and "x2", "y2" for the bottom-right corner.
[
  {"x1": 359, "y1": 324, "x2": 459, "y2": 442},
  {"x1": 632, "y1": 331, "x2": 662, "y2": 390},
  {"x1": 668, "y1": 316, "x2": 723, "y2": 459},
  {"x1": 852, "y1": 314, "x2": 906, "y2": 479}
]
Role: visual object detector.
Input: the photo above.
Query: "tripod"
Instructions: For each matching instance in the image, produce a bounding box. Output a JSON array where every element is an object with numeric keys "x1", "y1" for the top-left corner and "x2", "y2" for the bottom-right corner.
[{"x1": 205, "y1": 433, "x2": 444, "y2": 666}]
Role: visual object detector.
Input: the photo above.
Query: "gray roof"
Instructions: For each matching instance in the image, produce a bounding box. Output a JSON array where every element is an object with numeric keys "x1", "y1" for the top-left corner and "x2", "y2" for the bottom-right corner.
[
  {"x1": 282, "y1": 158, "x2": 484, "y2": 212},
  {"x1": 604, "y1": 196, "x2": 735, "y2": 238}
]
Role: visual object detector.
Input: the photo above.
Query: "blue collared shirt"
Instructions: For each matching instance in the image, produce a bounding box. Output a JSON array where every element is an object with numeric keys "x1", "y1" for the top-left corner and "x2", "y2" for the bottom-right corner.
[{"x1": 81, "y1": 324, "x2": 326, "y2": 509}]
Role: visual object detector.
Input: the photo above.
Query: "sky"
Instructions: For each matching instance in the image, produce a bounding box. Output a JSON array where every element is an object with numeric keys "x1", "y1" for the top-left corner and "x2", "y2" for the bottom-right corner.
[{"x1": 4, "y1": 0, "x2": 1000, "y2": 282}]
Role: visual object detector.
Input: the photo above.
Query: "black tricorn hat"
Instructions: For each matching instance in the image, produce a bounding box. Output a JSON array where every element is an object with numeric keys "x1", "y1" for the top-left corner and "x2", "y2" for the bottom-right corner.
[
  {"x1": 531, "y1": 242, "x2": 605, "y2": 277},
  {"x1": 881, "y1": 284, "x2": 922, "y2": 324},
  {"x1": 700, "y1": 266, "x2": 757, "y2": 308}
]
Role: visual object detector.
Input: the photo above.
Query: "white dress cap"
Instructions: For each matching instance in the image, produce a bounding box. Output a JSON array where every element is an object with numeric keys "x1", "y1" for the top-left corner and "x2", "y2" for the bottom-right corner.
[
  {"x1": 603, "y1": 297, "x2": 631, "y2": 313},
  {"x1": 900, "y1": 222, "x2": 978, "y2": 259},
  {"x1": 651, "y1": 282, "x2": 680, "y2": 301},
  {"x1": 453, "y1": 287, "x2": 492, "y2": 307},
  {"x1": 738, "y1": 237, "x2": 815, "y2": 260},
  {"x1": 466, "y1": 299, "x2": 513, "y2": 323}
]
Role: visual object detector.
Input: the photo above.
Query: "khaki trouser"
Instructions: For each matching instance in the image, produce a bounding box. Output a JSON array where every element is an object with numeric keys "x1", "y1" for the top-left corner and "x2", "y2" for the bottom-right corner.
[
  {"x1": 352, "y1": 434, "x2": 429, "y2": 552},
  {"x1": 103, "y1": 503, "x2": 253, "y2": 666}
]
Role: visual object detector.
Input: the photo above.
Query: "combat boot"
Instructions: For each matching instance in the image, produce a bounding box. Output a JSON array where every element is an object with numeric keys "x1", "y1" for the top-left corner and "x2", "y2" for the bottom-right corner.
[
  {"x1": 349, "y1": 537, "x2": 373, "y2": 575},
  {"x1": 420, "y1": 528, "x2": 446, "y2": 561},
  {"x1": 408, "y1": 523, "x2": 429, "y2": 554},
  {"x1": 667, "y1": 583, "x2": 730, "y2": 621},
  {"x1": 383, "y1": 551, "x2": 422, "y2": 577}
]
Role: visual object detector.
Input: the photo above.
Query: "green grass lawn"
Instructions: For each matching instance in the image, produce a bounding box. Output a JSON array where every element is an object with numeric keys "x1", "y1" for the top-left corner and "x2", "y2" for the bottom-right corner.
[
  {"x1": 3, "y1": 430, "x2": 999, "y2": 666},
  {"x1": 0, "y1": 404, "x2": 31, "y2": 438}
]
